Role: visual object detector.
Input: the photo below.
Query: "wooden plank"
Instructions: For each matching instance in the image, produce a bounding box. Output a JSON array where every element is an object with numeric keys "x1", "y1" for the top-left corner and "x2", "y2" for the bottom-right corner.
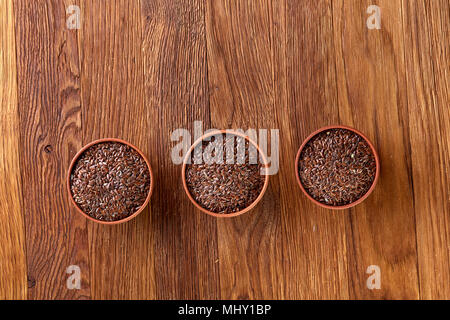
[
  {"x1": 402, "y1": 0, "x2": 450, "y2": 299},
  {"x1": 140, "y1": 0, "x2": 219, "y2": 299},
  {"x1": 14, "y1": 0, "x2": 89, "y2": 299},
  {"x1": 205, "y1": 0, "x2": 284, "y2": 299},
  {"x1": 270, "y1": 0, "x2": 290, "y2": 300},
  {"x1": 78, "y1": 0, "x2": 156, "y2": 299},
  {"x1": 0, "y1": 0, "x2": 27, "y2": 300},
  {"x1": 332, "y1": 0, "x2": 419, "y2": 299},
  {"x1": 283, "y1": 0, "x2": 350, "y2": 299}
]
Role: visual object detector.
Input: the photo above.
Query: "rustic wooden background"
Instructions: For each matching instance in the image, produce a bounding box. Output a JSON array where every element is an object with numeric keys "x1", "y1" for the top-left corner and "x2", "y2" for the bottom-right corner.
[{"x1": 1, "y1": 0, "x2": 448, "y2": 300}]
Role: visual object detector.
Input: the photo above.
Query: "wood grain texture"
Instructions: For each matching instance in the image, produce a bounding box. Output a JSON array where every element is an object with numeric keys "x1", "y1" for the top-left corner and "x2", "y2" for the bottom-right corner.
[
  {"x1": 282, "y1": 0, "x2": 351, "y2": 299},
  {"x1": 0, "y1": 0, "x2": 27, "y2": 300},
  {"x1": 78, "y1": 0, "x2": 155, "y2": 299},
  {"x1": 333, "y1": 0, "x2": 420, "y2": 299},
  {"x1": 1, "y1": 0, "x2": 449, "y2": 300},
  {"x1": 14, "y1": 0, "x2": 89, "y2": 299},
  {"x1": 206, "y1": 0, "x2": 283, "y2": 299},
  {"x1": 141, "y1": 0, "x2": 219, "y2": 299},
  {"x1": 402, "y1": 0, "x2": 450, "y2": 299}
]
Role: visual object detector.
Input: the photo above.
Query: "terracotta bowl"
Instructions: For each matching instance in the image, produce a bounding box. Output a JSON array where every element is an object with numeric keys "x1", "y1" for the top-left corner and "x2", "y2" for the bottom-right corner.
[
  {"x1": 182, "y1": 130, "x2": 270, "y2": 218},
  {"x1": 295, "y1": 125, "x2": 380, "y2": 210},
  {"x1": 67, "y1": 138, "x2": 154, "y2": 225}
]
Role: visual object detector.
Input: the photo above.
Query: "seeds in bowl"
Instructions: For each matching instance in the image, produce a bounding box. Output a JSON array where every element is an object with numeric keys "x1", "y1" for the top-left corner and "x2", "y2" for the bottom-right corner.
[
  {"x1": 298, "y1": 128, "x2": 376, "y2": 206},
  {"x1": 185, "y1": 133, "x2": 266, "y2": 214},
  {"x1": 70, "y1": 142, "x2": 151, "y2": 222}
]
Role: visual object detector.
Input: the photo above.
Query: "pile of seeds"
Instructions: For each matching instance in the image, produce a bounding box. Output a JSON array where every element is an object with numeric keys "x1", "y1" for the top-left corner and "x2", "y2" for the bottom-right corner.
[
  {"x1": 185, "y1": 134, "x2": 266, "y2": 214},
  {"x1": 298, "y1": 128, "x2": 376, "y2": 206},
  {"x1": 70, "y1": 142, "x2": 151, "y2": 221}
]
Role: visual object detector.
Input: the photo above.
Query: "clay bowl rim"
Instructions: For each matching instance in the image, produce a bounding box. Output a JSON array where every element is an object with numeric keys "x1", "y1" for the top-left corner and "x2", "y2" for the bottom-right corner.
[
  {"x1": 182, "y1": 129, "x2": 270, "y2": 218},
  {"x1": 295, "y1": 125, "x2": 380, "y2": 210},
  {"x1": 67, "y1": 138, "x2": 154, "y2": 225}
]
